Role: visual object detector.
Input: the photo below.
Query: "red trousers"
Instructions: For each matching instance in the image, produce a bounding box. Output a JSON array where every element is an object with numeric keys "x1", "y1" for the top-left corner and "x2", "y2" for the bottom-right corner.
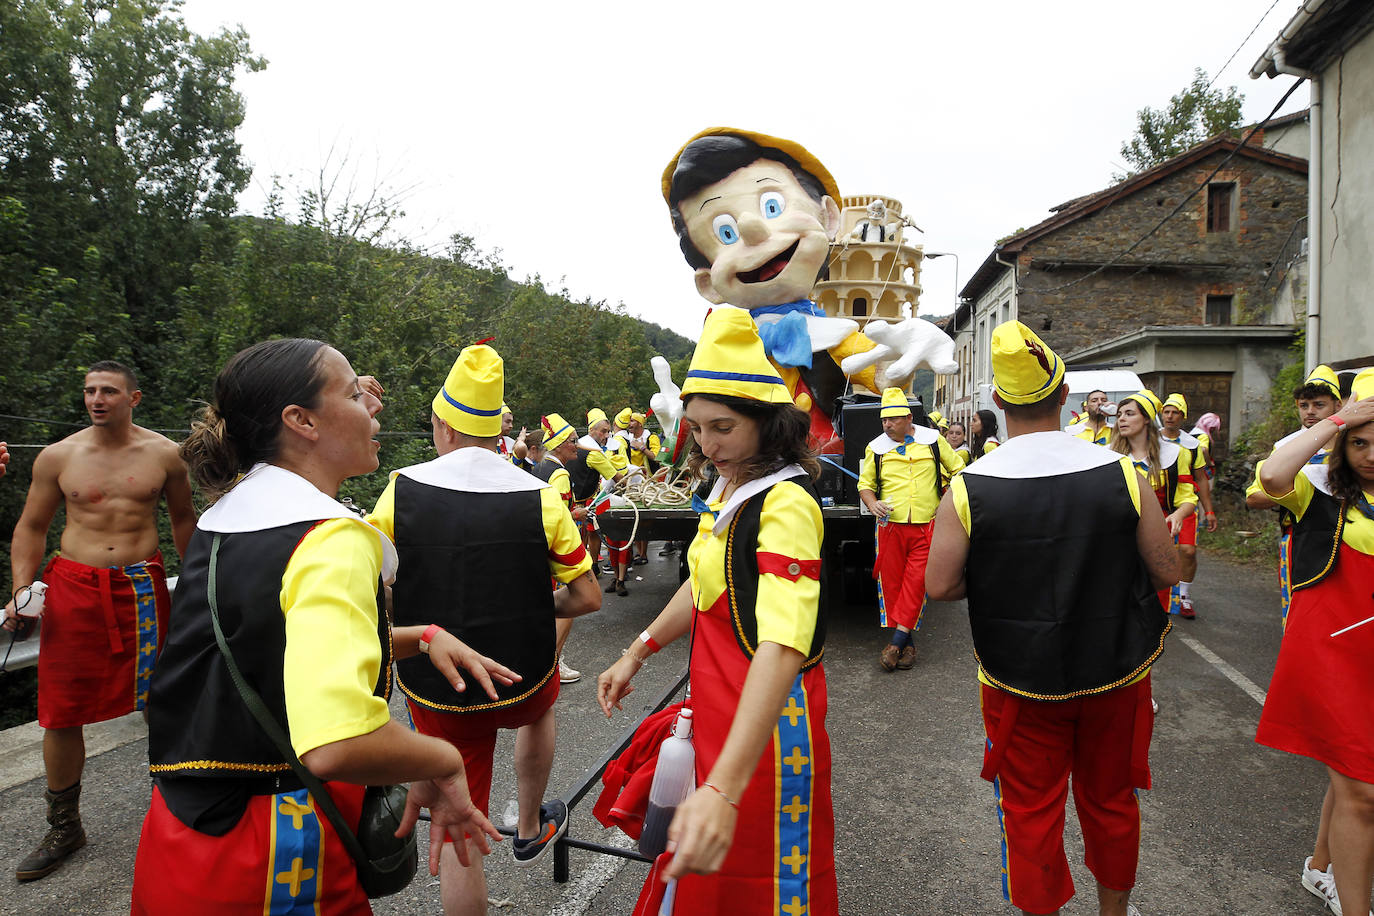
[
  {"x1": 874, "y1": 520, "x2": 931, "y2": 630},
  {"x1": 979, "y1": 677, "x2": 1154, "y2": 915}
]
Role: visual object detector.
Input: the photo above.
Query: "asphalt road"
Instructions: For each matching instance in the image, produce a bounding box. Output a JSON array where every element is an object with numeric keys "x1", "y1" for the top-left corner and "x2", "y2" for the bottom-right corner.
[{"x1": 0, "y1": 545, "x2": 1358, "y2": 915}]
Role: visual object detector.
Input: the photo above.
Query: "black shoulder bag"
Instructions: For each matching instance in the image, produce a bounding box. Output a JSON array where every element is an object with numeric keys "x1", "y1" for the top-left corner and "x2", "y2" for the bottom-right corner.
[{"x1": 207, "y1": 534, "x2": 417, "y2": 898}]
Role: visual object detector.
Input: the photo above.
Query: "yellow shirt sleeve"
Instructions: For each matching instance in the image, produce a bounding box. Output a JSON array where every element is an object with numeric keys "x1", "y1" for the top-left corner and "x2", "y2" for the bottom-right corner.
[
  {"x1": 541, "y1": 488, "x2": 593, "y2": 583},
  {"x1": 950, "y1": 474, "x2": 972, "y2": 535},
  {"x1": 1245, "y1": 458, "x2": 1267, "y2": 500},
  {"x1": 857, "y1": 446, "x2": 878, "y2": 493},
  {"x1": 549, "y1": 466, "x2": 572, "y2": 501},
  {"x1": 364, "y1": 476, "x2": 398, "y2": 542},
  {"x1": 937, "y1": 435, "x2": 966, "y2": 476},
  {"x1": 1260, "y1": 464, "x2": 1316, "y2": 517},
  {"x1": 754, "y1": 481, "x2": 823, "y2": 654},
  {"x1": 1118, "y1": 456, "x2": 1143, "y2": 515},
  {"x1": 587, "y1": 448, "x2": 618, "y2": 479},
  {"x1": 281, "y1": 518, "x2": 392, "y2": 757},
  {"x1": 1173, "y1": 448, "x2": 1198, "y2": 507},
  {"x1": 983, "y1": 439, "x2": 999, "y2": 455}
]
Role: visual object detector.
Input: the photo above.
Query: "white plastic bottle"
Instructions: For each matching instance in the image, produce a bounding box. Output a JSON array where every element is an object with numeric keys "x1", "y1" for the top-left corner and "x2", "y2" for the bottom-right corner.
[
  {"x1": 15, "y1": 581, "x2": 46, "y2": 640},
  {"x1": 639, "y1": 707, "x2": 695, "y2": 859}
]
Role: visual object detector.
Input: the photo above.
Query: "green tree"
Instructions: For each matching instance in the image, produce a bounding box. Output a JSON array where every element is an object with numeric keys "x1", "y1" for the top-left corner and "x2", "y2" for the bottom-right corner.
[{"x1": 1120, "y1": 68, "x2": 1243, "y2": 174}]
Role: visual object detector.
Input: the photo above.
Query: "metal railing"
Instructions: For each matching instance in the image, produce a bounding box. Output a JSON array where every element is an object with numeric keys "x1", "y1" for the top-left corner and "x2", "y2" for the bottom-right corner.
[{"x1": 422, "y1": 667, "x2": 690, "y2": 882}]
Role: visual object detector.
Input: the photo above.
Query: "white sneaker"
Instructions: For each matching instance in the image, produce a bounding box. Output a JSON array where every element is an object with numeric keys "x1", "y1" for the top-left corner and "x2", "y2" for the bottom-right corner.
[
  {"x1": 1302, "y1": 856, "x2": 1341, "y2": 915},
  {"x1": 559, "y1": 660, "x2": 581, "y2": 684},
  {"x1": 1126, "y1": 905, "x2": 1141, "y2": 916}
]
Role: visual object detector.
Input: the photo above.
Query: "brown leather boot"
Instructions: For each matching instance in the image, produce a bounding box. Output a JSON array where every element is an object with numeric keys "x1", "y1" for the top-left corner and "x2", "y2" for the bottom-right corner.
[{"x1": 15, "y1": 783, "x2": 87, "y2": 881}]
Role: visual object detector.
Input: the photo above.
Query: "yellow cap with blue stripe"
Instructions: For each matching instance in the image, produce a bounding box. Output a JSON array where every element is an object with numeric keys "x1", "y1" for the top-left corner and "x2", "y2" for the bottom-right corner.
[
  {"x1": 1163, "y1": 393, "x2": 1188, "y2": 416},
  {"x1": 1304, "y1": 365, "x2": 1341, "y2": 400},
  {"x1": 1123, "y1": 389, "x2": 1164, "y2": 422},
  {"x1": 614, "y1": 407, "x2": 633, "y2": 429},
  {"x1": 432, "y1": 344, "x2": 504, "y2": 437},
  {"x1": 880, "y1": 387, "x2": 913, "y2": 418},
  {"x1": 991, "y1": 320, "x2": 1065, "y2": 405},
  {"x1": 541, "y1": 413, "x2": 575, "y2": 451},
  {"x1": 587, "y1": 408, "x2": 608, "y2": 427},
  {"x1": 681, "y1": 308, "x2": 793, "y2": 405},
  {"x1": 1352, "y1": 367, "x2": 1374, "y2": 402},
  {"x1": 926, "y1": 408, "x2": 948, "y2": 430}
]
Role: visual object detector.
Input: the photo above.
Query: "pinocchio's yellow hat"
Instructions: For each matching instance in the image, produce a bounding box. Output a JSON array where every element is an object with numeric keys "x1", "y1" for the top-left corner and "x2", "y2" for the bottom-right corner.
[
  {"x1": 880, "y1": 387, "x2": 913, "y2": 418},
  {"x1": 586, "y1": 408, "x2": 608, "y2": 427},
  {"x1": 614, "y1": 407, "x2": 633, "y2": 429},
  {"x1": 927, "y1": 408, "x2": 948, "y2": 430},
  {"x1": 662, "y1": 127, "x2": 841, "y2": 207},
  {"x1": 1163, "y1": 393, "x2": 1188, "y2": 416},
  {"x1": 1123, "y1": 389, "x2": 1164, "y2": 422},
  {"x1": 681, "y1": 308, "x2": 792, "y2": 405},
  {"x1": 991, "y1": 321, "x2": 1065, "y2": 405},
  {"x1": 1304, "y1": 365, "x2": 1341, "y2": 399},
  {"x1": 433, "y1": 344, "x2": 504, "y2": 437},
  {"x1": 541, "y1": 413, "x2": 574, "y2": 451},
  {"x1": 1351, "y1": 367, "x2": 1374, "y2": 402}
]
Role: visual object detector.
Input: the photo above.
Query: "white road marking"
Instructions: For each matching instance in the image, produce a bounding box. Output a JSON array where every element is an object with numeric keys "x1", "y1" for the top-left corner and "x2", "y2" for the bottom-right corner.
[
  {"x1": 548, "y1": 831, "x2": 637, "y2": 916},
  {"x1": 1177, "y1": 634, "x2": 1267, "y2": 706}
]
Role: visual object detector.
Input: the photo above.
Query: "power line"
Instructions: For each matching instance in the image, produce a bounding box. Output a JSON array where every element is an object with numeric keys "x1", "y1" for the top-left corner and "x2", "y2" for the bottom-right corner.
[
  {"x1": 1029, "y1": 77, "x2": 1305, "y2": 299},
  {"x1": 1208, "y1": 0, "x2": 1286, "y2": 89}
]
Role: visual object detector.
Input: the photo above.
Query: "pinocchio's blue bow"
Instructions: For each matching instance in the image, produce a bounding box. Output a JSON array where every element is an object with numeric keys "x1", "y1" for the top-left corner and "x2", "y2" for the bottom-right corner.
[
  {"x1": 691, "y1": 494, "x2": 717, "y2": 519},
  {"x1": 750, "y1": 300, "x2": 823, "y2": 369}
]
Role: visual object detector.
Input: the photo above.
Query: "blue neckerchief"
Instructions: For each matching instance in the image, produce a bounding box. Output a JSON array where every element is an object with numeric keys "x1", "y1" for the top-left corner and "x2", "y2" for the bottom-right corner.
[
  {"x1": 1307, "y1": 452, "x2": 1328, "y2": 465},
  {"x1": 1354, "y1": 493, "x2": 1374, "y2": 523},
  {"x1": 691, "y1": 493, "x2": 717, "y2": 520},
  {"x1": 894, "y1": 434, "x2": 916, "y2": 456},
  {"x1": 1132, "y1": 458, "x2": 1150, "y2": 475},
  {"x1": 749, "y1": 300, "x2": 822, "y2": 369}
]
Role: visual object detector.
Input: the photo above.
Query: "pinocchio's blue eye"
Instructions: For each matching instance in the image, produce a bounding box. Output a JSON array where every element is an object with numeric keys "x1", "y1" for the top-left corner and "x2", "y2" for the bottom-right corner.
[
  {"x1": 760, "y1": 191, "x2": 785, "y2": 219},
  {"x1": 713, "y1": 214, "x2": 740, "y2": 245}
]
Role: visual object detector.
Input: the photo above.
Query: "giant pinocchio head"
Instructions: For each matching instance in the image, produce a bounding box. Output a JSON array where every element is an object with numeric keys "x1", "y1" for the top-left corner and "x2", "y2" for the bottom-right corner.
[{"x1": 663, "y1": 128, "x2": 841, "y2": 310}]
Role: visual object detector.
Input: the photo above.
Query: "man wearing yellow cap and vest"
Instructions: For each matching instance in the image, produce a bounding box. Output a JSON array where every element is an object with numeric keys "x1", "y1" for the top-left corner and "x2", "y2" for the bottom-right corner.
[
  {"x1": 533, "y1": 413, "x2": 590, "y2": 684},
  {"x1": 662, "y1": 128, "x2": 954, "y2": 452},
  {"x1": 927, "y1": 320, "x2": 1178, "y2": 916},
  {"x1": 579, "y1": 408, "x2": 633, "y2": 593},
  {"x1": 1065, "y1": 389, "x2": 1113, "y2": 445},
  {"x1": 1158, "y1": 393, "x2": 1215, "y2": 617},
  {"x1": 858, "y1": 388, "x2": 964, "y2": 671},
  {"x1": 609, "y1": 408, "x2": 662, "y2": 565},
  {"x1": 1246, "y1": 365, "x2": 1343, "y2": 627},
  {"x1": 367, "y1": 345, "x2": 601, "y2": 915}
]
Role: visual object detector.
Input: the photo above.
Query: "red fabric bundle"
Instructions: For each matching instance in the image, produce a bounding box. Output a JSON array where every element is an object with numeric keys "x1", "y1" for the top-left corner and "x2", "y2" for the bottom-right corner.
[{"x1": 592, "y1": 701, "x2": 686, "y2": 839}]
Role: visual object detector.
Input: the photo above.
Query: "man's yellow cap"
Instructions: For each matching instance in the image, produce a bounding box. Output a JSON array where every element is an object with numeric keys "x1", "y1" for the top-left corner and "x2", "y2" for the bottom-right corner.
[
  {"x1": 1123, "y1": 390, "x2": 1164, "y2": 422},
  {"x1": 927, "y1": 408, "x2": 948, "y2": 430},
  {"x1": 991, "y1": 321, "x2": 1066, "y2": 406},
  {"x1": 1304, "y1": 365, "x2": 1341, "y2": 400},
  {"x1": 680, "y1": 308, "x2": 793, "y2": 405},
  {"x1": 432, "y1": 344, "x2": 504, "y2": 438},
  {"x1": 1163, "y1": 393, "x2": 1188, "y2": 416},
  {"x1": 880, "y1": 387, "x2": 913, "y2": 418},
  {"x1": 587, "y1": 408, "x2": 608, "y2": 428},
  {"x1": 541, "y1": 413, "x2": 574, "y2": 451},
  {"x1": 614, "y1": 407, "x2": 633, "y2": 430},
  {"x1": 662, "y1": 127, "x2": 840, "y2": 207},
  {"x1": 631, "y1": 411, "x2": 646, "y2": 425},
  {"x1": 1351, "y1": 367, "x2": 1374, "y2": 402}
]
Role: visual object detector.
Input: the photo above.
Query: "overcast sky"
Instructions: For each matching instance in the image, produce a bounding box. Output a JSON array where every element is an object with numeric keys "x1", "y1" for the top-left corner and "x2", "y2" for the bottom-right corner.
[{"x1": 178, "y1": 0, "x2": 1309, "y2": 342}]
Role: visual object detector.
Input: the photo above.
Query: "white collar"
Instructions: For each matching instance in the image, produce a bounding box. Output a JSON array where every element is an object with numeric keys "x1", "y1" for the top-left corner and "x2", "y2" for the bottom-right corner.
[
  {"x1": 395, "y1": 446, "x2": 548, "y2": 493},
  {"x1": 705, "y1": 464, "x2": 806, "y2": 536},
  {"x1": 867, "y1": 425, "x2": 939, "y2": 455},
  {"x1": 960, "y1": 431, "x2": 1122, "y2": 479},
  {"x1": 198, "y1": 464, "x2": 398, "y2": 581},
  {"x1": 578, "y1": 434, "x2": 606, "y2": 452}
]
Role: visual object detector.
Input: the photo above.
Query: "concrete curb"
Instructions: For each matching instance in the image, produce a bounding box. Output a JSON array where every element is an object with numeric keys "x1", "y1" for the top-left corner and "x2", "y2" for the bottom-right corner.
[{"x1": 0, "y1": 712, "x2": 147, "y2": 793}]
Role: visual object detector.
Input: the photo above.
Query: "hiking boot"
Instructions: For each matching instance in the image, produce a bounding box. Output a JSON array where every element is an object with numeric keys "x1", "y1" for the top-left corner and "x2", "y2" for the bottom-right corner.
[
  {"x1": 633, "y1": 555, "x2": 649, "y2": 566},
  {"x1": 615, "y1": 579, "x2": 629, "y2": 597},
  {"x1": 512, "y1": 800, "x2": 568, "y2": 868},
  {"x1": 879, "y1": 644, "x2": 899, "y2": 671},
  {"x1": 16, "y1": 783, "x2": 86, "y2": 881},
  {"x1": 605, "y1": 577, "x2": 619, "y2": 593},
  {"x1": 896, "y1": 644, "x2": 917, "y2": 669}
]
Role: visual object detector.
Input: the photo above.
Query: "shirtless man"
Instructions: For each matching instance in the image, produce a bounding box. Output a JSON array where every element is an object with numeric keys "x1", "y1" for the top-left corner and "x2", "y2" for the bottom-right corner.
[{"x1": 3, "y1": 361, "x2": 195, "y2": 881}]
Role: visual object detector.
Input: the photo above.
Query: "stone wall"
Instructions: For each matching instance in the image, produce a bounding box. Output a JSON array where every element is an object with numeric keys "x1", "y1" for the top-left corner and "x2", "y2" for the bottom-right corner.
[{"x1": 1012, "y1": 152, "x2": 1308, "y2": 356}]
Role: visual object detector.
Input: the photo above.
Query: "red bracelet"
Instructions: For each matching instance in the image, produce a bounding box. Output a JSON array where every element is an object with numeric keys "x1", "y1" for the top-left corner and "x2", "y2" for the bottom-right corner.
[
  {"x1": 702, "y1": 782, "x2": 739, "y2": 809},
  {"x1": 1329, "y1": 415, "x2": 1347, "y2": 429},
  {"x1": 418, "y1": 624, "x2": 444, "y2": 654},
  {"x1": 639, "y1": 630, "x2": 661, "y2": 654}
]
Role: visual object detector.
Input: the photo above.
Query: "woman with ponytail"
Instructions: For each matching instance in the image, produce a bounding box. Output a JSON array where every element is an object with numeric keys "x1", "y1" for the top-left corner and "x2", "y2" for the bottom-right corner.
[{"x1": 132, "y1": 339, "x2": 500, "y2": 914}]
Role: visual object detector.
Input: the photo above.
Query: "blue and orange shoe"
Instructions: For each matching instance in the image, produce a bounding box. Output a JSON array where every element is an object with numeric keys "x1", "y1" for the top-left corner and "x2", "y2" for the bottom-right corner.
[{"x1": 512, "y1": 800, "x2": 568, "y2": 868}]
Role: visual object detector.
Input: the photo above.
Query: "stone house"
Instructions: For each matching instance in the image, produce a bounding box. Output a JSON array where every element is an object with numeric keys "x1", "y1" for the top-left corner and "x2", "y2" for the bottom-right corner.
[{"x1": 936, "y1": 135, "x2": 1309, "y2": 453}]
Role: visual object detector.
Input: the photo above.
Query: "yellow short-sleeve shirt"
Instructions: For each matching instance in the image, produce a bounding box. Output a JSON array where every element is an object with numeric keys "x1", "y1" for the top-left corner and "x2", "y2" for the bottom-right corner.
[{"x1": 1261, "y1": 470, "x2": 1374, "y2": 555}]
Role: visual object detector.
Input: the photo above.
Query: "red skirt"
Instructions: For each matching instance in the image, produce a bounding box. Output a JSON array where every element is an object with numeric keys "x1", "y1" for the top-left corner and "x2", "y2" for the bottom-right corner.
[
  {"x1": 1257, "y1": 543, "x2": 1374, "y2": 782},
  {"x1": 132, "y1": 783, "x2": 371, "y2": 914},
  {"x1": 636, "y1": 598, "x2": 838, "y2": 916},
  {"x1": 38, "y1": 553, "x2": 170, "y2": 728}
]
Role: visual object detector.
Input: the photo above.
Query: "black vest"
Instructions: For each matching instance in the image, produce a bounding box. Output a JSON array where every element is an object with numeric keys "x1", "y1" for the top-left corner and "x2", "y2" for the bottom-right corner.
[
  {"x1": 1290, "y1": 489, "x2": 1345, "y2": 592},
  {"x1": 391, "y1": 477, "x2": 557, "y2": 711},
  {"x1": 566, "y1": 448, "x2": 603, "y2": 500},
  {"x1": 963, "y1": 461, "x2": 1168, "y2": 700},
  {"x1": 147, "y1": 522, "x2": 391, "y2": 832},
  {"x1": 721, "y1": 475, "x2": 826, "y2": 670},
  {"x1": 532, "y1": 457, "x2": 561, "y2": 484}
]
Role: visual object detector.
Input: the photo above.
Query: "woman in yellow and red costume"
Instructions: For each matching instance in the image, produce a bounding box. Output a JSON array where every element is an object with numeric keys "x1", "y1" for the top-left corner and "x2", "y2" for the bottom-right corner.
[
  {"x1": 1110, "y1": 389, "x2": 1198, "y2": 614},
  {"x1": 597, "y1": 307, "x2": 837, "y2": 916},
  {"x1": 1255, "y1": 369, "x2": 1374, "y2": 916},
  {"x1": 132, "y1": 339, "x2": 499, "y2": 913}
]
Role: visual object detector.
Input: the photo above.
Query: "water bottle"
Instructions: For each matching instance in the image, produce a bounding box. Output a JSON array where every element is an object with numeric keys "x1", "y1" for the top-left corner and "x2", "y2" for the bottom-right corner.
[
  {"x1": 14, "y1": 581, "x2": 46, "y2": 641},
  {"x1": 639, "y1": 707, "x2": 695, "y2": 859}
]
